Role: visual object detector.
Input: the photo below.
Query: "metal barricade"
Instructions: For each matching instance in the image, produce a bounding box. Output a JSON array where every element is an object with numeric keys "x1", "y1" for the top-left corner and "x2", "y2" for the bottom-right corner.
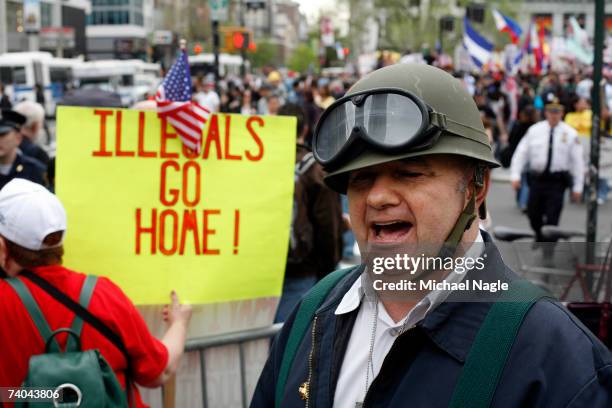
[{"x1": 181, "y1": 323, "x2": 283, "y2": 408}]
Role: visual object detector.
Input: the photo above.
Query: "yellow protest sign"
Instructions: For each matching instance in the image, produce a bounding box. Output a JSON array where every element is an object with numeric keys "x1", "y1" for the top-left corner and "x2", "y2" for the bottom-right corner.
[{"x1": 56, "y1": 107, "x2": 296, "y2": 305}]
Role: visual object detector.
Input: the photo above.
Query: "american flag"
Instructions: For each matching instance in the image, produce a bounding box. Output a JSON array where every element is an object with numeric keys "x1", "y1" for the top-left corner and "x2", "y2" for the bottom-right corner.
[{"x1": 156, "y1": 50, "x2": 210, "y2": 152}]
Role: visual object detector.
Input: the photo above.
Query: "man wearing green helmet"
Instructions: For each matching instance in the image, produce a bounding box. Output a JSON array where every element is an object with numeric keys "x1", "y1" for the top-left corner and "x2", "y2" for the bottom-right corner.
[{"x1": 251, "y1": 64, "x2": 611, "y2": 408}]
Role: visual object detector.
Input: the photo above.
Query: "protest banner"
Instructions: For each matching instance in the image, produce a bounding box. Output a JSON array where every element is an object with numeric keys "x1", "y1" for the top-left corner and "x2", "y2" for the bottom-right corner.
[{"x1": 56, "y1": 106, "x2": 296, "y2": 305}]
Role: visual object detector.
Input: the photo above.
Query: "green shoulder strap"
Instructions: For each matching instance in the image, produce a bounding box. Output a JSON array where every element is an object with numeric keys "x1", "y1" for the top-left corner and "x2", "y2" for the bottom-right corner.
[
  {"x1": 448, "y1": 280, "x2": 550, "y2": 408},
  {"x1": 66, "y1": 275, "x2": 98, "y2": 352},
  {"x1": 6, "y1": 277, "x2": 61, "y2": 353},
  {"x1": 275, "y1": 266, "x2": 357, "y2": 407}
]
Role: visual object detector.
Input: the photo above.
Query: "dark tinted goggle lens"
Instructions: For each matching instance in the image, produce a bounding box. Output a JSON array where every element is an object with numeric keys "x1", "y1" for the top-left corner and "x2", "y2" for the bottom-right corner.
[{"x1": 316, "y1": 93, "x2": 425, "y2": 162}]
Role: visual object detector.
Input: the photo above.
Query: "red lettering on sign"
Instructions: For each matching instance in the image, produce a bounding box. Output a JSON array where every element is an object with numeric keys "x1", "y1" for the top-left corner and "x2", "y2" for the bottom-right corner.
[
  {"x1": 160, "y1": 160, "x2": 180, "y2": 206},
  {"x1": 92, "y1": 110, "x2": 113, "y2": 157},
  {"x1": 202, "y1": 115, "x2": 222, "y2": 159},
  {"x1": 245, "y1": 116, "x2": 264, "y2": 161},
  {"x1": 161, "y1": 118, "x2": 180, "y2": 159},
  {"x1": 202, "y1": 209, "x2": 220, "y2": 255},
  {"x1": 179, "y1": 210, "x2": 201, "y2": 255},
  {"x1": 224, "y1": 115, "x2": 241, "y2": 161},
  {"x1": 135, "y1": 208, "x2": 156, "y2": 254},
  {"x1": 159, "y1": 209, "x2": 179, "y2": 255},
  {"x1": 182, "y1": 161, "x2": 201, "y2": 207},
  {"x1": 137, "y1": 112, "x2": 156, "y2": 158},
  {"x1": 115, "y1": 111, "x2": 135, "y2": 157},
  {"x1": 233, "y1": 209, "x2": 240, "y2": 255}
]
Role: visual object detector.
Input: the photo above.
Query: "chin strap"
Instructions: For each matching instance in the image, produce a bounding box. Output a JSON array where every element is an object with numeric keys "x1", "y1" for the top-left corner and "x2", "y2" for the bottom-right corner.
[{"x1": 438, "y1": 165, "x2": 485, "y2": 258}]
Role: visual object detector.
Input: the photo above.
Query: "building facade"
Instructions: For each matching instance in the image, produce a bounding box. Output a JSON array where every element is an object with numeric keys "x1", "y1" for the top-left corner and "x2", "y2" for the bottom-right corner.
[
  {"x1": 517, "y1": 0, "x2": 612, "y2": 38},
  {"x1": 86, "y1": 0, "x2": 154, "y2": 59},
  {"x1": 3, "y1": 0, "x2": 89, "y2": 57}
]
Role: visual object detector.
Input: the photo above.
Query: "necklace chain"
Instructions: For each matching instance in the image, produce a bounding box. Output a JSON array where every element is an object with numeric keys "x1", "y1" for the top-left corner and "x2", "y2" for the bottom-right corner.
[
  {"x1": 362, "y1": 299, "x2": 413, "y2": 405},
  {"x1": 363, "y1": 299, "x2": 378, "y2": 403}
]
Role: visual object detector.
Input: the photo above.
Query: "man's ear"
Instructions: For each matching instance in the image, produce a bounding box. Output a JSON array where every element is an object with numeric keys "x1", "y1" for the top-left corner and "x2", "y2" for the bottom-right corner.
[
  {"x1": 0, "y1": 236, "x2": 9, "y2": 271},
  {"x1": 476, "y1": 169, "x2": 491, "y2": 208}
]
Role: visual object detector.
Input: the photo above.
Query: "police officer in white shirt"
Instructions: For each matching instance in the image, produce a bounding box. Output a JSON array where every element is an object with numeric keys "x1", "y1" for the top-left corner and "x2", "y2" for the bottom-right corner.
[{"x1": 510, "y1": 93, "x2": 584, "y2": 242}]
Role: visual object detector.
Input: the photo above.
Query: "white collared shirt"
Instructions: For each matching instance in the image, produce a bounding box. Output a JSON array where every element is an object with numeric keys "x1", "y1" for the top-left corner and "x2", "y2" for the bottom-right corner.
[
  {"x1": 332, "y1": 231, "x2": 484, "y2": 408},
  {"x1": 510, "y1": 120, "x2": 585, "y2": 193}
]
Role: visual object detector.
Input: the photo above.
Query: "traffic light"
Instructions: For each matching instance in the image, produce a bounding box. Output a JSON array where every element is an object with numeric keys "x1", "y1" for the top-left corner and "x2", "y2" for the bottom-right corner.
[
  {"x1": 193, "y1": 43, "x2": 203, "y2": 54},
  {"x1": 232, "y1": 31, "x2": 245, "y2": 49},
  {"x1": 220, "y1": 27, "x2": 253, "y2": 53},
  {"x1": 232, "y1": 31, "x2": 251, "y2": 50}
]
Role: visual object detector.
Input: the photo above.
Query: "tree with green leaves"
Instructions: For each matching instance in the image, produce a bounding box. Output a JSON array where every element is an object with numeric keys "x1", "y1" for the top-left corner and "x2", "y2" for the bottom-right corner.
[
  {"x1": 288, "y1": 45, "x2": 319, "y2": 73},
  {"x1": 250, "y1": 39, "x2": 279, "y2": 69},
  {"x1": 344, "y1": 0, "x2": 523, "y2": 56}
]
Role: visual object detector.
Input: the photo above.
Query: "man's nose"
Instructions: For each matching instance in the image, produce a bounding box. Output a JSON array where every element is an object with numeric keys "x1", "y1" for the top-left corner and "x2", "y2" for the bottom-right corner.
[{"x1": 366, "y1": 175, "x2": 401, "y2": 210}]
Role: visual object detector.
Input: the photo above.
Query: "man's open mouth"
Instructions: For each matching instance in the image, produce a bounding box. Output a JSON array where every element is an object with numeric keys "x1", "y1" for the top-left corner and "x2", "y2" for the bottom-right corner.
[{"x1": 370, "y1": 220, "x2": 413, "y2": 243}]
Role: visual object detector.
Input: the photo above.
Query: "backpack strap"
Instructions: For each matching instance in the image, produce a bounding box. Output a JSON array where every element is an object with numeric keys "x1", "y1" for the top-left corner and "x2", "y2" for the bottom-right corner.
[
  {"x1": 448, "y1": 280, "x2": 550, "y2": 408},
  {"x1": 20, "y1": 270, "x2": 135, "y2": 407},
  {"x1": 6, "y1": 277, "x2": 61, "y2": 353},
  {"x1": 275, "y1": 265, "x2": 357, "y2": 407},
  {"x1": 66, "y1": 275, "x2": 98, "y2": 352}
]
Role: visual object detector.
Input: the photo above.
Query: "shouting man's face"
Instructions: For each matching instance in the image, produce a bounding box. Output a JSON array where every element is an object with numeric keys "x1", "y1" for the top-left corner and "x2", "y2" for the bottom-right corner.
[{"x1": 347, "y1": 155, "x2": 477, "y2": 253}]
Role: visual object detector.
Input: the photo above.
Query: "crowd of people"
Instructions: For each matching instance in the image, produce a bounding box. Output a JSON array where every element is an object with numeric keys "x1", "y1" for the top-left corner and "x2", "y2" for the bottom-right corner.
[{"x1": 0, "y1": 52, "x2": 611, "y2": 405}]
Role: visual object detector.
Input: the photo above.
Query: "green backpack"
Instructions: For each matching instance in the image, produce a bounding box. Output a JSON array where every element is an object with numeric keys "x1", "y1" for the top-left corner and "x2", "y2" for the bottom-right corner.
[{"x1": 7, "y1": 272, "x2": 130, "y2": 407}]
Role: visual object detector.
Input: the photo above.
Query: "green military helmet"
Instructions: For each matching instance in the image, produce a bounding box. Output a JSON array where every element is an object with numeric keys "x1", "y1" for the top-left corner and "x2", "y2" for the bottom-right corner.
[{"x1": 319, "y1": 63, "x2": 500, "y2": 194}]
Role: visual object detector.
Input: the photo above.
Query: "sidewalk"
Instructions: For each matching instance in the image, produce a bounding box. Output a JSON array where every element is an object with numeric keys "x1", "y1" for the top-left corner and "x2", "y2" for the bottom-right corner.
[{"x1": 491, "y1": 167, "x2": 512, "y2": 183}]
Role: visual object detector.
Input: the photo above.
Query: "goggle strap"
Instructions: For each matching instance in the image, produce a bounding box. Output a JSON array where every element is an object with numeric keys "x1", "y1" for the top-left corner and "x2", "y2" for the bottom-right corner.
[
  {"x1": 429, "y1": 112, "x2": 448, "y2": 130},
  {"x1": 444, "y1": 119, "x2": 490, "y2": 147}
]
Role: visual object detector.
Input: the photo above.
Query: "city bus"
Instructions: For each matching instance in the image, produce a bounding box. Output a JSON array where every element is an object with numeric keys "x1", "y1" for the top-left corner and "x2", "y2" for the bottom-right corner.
[
  {"x1": 0, "y1": 52, "x2": 79, "y2": 116},
  {"x1": 188, "y1": 53, "x2": 249, "y2": 78},
  {"x1": 73, "y1": 59, "x2": 161, "y2": 107}
]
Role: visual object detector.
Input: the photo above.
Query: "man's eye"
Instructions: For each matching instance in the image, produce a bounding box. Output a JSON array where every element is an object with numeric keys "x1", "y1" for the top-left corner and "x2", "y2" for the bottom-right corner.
[
  {"x1": 348, "y1": 172, "x2": 373, "y2": 186},
  {"x1": 397, "y1": 171, "x2": 423, "y2": 178}
]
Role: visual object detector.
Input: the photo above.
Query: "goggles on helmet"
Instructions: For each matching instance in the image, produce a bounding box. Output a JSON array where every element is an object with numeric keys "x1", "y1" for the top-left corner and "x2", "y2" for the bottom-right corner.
[{"x1": 312, "y1": 88, "x2": 449, "y2": 170}]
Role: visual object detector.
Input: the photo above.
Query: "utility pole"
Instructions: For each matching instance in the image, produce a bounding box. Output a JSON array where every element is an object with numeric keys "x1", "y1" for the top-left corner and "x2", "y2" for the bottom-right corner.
[
  {"x1": 54, "y1": 0, "x2": 63, "y2": 57},
  {"x1": 586, "y1": 0, "x2": 604, "y2": 289},
  {"x1": 240, "y1": 0, "x2": 247, "y2": 78},
  {"x1": 213, "y1": 19, "x2": 220, "y2": 93},
  {"x1": 0, "y1": 0, "x2": 6, "y2": 54}
]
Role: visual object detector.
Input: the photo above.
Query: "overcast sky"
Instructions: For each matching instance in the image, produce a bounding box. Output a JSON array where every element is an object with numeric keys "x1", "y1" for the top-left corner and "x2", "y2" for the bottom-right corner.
[
  {"x1": 294, "y1": 0, "x2": 349, "y2": 35},
  {"x1": 295, "y1": 0, "x2": 337, "y2": 24}
]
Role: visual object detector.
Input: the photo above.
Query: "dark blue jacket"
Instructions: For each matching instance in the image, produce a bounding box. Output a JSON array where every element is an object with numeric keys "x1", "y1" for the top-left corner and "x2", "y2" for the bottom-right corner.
[
  {"x1": 0, "y1": 153, "x2": 47, "y2": 191},
  {"x1": 251, "y1": 232, "x2": 612, "y2": 407}
]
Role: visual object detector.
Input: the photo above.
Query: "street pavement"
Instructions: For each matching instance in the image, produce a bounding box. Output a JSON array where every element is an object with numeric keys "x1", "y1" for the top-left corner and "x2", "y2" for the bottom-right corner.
[{"x1": 489, "y1": 168, "x2": 612, "y2": 241}]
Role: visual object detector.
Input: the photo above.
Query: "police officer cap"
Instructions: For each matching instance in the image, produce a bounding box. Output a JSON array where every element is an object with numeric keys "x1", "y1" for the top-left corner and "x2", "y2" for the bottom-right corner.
[
  {"x1": 544, "y1": 92, "x2": 563, "y2": 110},
  {"x1": 0, "y1": 110, "x2": 26, "y2": 135}
]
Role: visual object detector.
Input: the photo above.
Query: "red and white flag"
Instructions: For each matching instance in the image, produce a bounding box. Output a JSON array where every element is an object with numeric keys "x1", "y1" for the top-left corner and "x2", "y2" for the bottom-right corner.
[{"x1": 155, "y1": 49, "x2": 209, "y2": 152}]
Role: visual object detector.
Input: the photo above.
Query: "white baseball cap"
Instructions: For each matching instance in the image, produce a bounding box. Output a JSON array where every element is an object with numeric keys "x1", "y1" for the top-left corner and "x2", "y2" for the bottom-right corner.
[{"x1": 0, "y1": 179, "x2": 67, "y2": 250}]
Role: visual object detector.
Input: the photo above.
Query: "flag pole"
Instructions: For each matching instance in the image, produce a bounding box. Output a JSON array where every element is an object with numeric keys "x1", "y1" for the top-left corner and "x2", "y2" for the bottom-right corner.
[{"x1": 179, "y1": 38, "x2": 187, "y2": 51}]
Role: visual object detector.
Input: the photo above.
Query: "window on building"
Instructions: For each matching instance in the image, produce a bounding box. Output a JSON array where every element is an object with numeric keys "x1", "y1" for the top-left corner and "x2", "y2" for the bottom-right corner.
[
  {"x1": 7, "y1": 2, "x2": 23, "y2": 32},
  {"x1": 41, "y1": 3, "x2": 52, "y2": 27}
]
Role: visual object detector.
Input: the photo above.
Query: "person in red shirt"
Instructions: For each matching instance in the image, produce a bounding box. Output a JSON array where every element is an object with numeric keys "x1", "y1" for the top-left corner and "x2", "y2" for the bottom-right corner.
[{"x1": 0, "y1": 179, "x2": 192, "y2": 407}]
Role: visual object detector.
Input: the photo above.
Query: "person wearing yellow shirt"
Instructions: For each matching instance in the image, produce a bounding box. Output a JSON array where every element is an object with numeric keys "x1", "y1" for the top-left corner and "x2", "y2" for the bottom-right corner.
[
  {"x1": 565, "y1": 98, "x2": 592, "y2": 138},
  {"x1": 565, "y1": 97, "x2": 609, "y2": 204}
]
